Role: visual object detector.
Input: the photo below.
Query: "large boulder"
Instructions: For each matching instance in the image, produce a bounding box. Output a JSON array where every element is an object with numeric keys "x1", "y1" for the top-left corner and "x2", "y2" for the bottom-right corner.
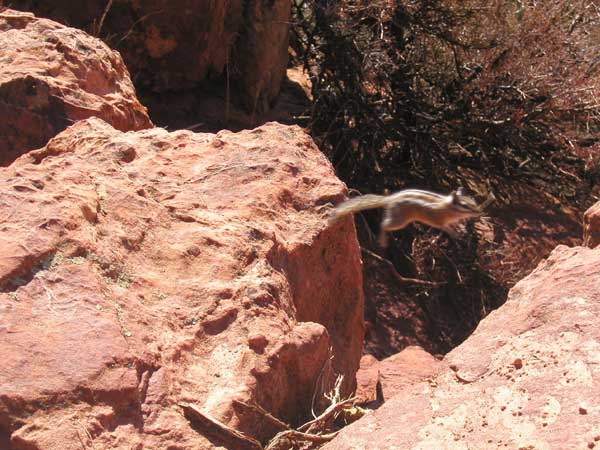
[
  {"x1": 0, "y1": 9, "x2": 152, "y2": 166},
  {"x1": 9, "y1": 0, "x2": 292, "y2": 114},
  {"x1": 0, "y1": 118, "x2": 363, "y2": 449},
  {"x1": 324, "y1": 244, "x2": 600, "y2": 450}
]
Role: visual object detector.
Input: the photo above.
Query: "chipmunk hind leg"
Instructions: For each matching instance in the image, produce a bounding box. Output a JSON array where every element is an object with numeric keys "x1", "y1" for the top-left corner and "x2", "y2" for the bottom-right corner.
[{"x1": 379, "y1": 206, "x2": 412, "y2": 248}]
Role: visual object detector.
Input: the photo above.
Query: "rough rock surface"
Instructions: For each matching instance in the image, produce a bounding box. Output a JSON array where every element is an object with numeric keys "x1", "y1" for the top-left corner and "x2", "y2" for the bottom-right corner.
[
  {"x1": 378, "y1": 346, "x2": 443, "y2": 401},
  {"x1": 0, "y1": 9, "x2": 152, "y2": 166},
  {"x1": 355, "y1": 347, "x2": 443, "y2": 407},
  {"x1": 324, "y1": 245, "x2": 600, "y2": 450},
  {"x1": 10, "y1": 0, "x2": 292, "y2": 114},
  {"x1": 583, "y1": 201, "x2": 600, "y2": 248},
  {"x1": 231, "y1": 0, "x2": 291, "y2": 113},
  {"x1": 354, "y1": 354, "x2": 381, "y2": 406},
  {"x1": 0, "y1": 118, "x2": 363, "y2": 449}
]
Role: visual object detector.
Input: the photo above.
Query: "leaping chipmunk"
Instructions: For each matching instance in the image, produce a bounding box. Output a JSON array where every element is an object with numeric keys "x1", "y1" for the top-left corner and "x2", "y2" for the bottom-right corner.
[{"x1": 329, "y1": 188, "x2": 490, "y2": 247}]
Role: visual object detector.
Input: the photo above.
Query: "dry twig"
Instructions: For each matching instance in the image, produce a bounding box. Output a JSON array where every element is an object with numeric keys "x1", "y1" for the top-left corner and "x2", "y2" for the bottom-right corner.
[
  {"x1": 232, "y1": 399, "x2": 290, "y2": 432},
  {"x1": 95, "y1": 0, "x2": 113, "y2": 37},
  {"x1": 180, "y1": 403, "x2": 262, "y2": 450},
  {"x1": 361, "y1": 248, "x2": 443, "y2": 286},
  {"x1": 265, "y1": 429, "x2": 340, "y2": 449},
  {"x1": 264, "y1": 375, "x2": 356, "y2": 449}
]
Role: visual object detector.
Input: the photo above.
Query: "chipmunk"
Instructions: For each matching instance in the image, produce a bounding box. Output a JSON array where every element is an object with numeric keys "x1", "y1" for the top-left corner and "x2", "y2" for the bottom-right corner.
[{"x1": 329, "y1": 188, "x2": 488, "y2": 247}]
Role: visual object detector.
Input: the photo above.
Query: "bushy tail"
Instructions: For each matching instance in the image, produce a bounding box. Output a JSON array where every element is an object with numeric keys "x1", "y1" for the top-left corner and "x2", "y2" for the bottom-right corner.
[{"x1": 328, "y1": 194, "x2": 388, "y2": 224}]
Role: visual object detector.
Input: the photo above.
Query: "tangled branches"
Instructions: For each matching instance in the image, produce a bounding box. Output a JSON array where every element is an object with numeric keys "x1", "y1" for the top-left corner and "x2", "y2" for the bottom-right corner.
[
  {"x1": 292, "y1": 0, "x2": 600, "y2": 203},
  {"x1": 292, "y1": 0, "x2": 600, "y2": 353}
]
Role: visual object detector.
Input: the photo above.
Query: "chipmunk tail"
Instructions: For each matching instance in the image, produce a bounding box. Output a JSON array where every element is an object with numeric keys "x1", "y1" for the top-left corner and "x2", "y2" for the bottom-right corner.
[{"x1": 328, "y1": 194, "x2": 388, "y2": 224}]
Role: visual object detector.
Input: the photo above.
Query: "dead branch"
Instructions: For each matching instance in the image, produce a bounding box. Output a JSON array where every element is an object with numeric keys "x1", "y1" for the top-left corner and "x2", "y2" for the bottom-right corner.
[
  {"x1": 180, "y1": 403, "x2": 262, "y2": 450},
  {"x1": 262, "y1": 375, "x2": 357, "y2": 449},
  {"x1": 299, "y1": 396, "x2": 355, "y2": 434},
  {"x1": 361, "y1": 248, "x2": 444, "y2": 286},
  {"x1": 95, "y1": 0, "x2": 113, "y2": 37},
  {"x1": 114, "y1": 9, "x2": 165, "y2": 47},
  {"x1": 232, "y1": 399, "x2": 290, "y2": 432},
  {"x1": 265, "y1": 429, "x2": 340, "y2": 449}
]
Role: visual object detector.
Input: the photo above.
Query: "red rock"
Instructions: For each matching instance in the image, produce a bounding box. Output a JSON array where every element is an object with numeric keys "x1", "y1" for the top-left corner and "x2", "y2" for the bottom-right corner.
[
  {"x1": 10, "y1": 0, "x2": 292, "y2": 114},
  {"x1": 378, "y1": 346, "x2": 443, "y2": 400},
  {"x1": 0, "y1": 9, "x2": 152, "y2": 166},
  {"x1": 354, "y1": 354, "x2": 381, "y2": 406},
  {"x1": 354, "y1": 347, "x2": 442, "y2": 408},
  {"x1": 324, "y1": 245, "x2": 600, "y2": 449},
  {"x1": 0, "y1": 118, "x2": 363, "y2": 448},
  {"x1": 232, "y1": 0, "x2": 292, "y2": 113},
  {"x1": 583, "y1": 201, "x2": 600, "y2": 248}
]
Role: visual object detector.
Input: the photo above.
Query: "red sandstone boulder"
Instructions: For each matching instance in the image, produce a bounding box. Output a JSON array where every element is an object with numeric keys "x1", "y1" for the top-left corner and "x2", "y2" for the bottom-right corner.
[
  {"x1": 10, "y1": 0, "x2": 292, "y2": 114},
  {"x1": 583, "y1": 201, "x2": 600, "y2": 248},
  {"x1": 0, "y1": 118, "x2": 363, "y2": 449},
  {"x1": 324, "y1": 245, "x2": 600, "y2": 450},
  {"x1": 0, "y1": 9, "x2": 152, "y2": 166}
]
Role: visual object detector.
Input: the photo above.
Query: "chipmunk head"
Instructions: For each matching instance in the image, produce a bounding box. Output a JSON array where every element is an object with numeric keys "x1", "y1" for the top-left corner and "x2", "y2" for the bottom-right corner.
[{"x1": 450, "y1": 188, "x2": 483, "y2": 216}]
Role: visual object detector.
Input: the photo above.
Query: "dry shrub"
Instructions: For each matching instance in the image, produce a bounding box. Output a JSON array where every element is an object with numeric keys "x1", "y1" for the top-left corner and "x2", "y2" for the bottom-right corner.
[
  {"x1": 293, "y1": 0, "x2": 600, "y2": 196},
  {"x1": 292, "y1": 0, "x2": 600, "y2": 353}
]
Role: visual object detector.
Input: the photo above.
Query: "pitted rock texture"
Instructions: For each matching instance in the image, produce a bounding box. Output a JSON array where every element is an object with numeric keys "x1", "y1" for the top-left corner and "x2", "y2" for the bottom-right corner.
[
  {"x1": 0, "y1": 9, "x2": 152, "y2": 166},
  {"x1": 324, "y1": 245, "x2": 600, "y2": 450},
  {"x1": 10, "y1": 0, "x2": 292, "y2": 113},
  {"x1": 0, "y1": 118, "x2": 363, "y2": 449}
]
